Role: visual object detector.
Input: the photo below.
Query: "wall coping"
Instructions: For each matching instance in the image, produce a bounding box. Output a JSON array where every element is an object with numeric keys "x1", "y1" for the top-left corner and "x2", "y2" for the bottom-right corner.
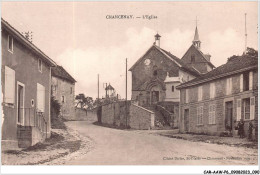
[{"x1": 131, "y1": 104, "x2": 155, "y2": 114}]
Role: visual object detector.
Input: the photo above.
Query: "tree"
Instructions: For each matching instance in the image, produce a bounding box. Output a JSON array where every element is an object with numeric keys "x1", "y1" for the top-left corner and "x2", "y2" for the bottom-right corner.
[
  {"x1": 245, "y1": 47, "x2": 258, "y2": 57},
  {"x1": 75, "y1": 93, "x2": 94, "y2": 109}
]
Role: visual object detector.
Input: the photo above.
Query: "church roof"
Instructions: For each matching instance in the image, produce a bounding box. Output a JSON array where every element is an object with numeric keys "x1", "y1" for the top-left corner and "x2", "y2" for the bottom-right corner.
[
  {"x1": 182, "y1": 44, "x2": 215, "y2": 69},
  {"x1": 176, "y1": 54, "x2": 257, "y2": 89},
  {"x1": 193, "y1": 26, "x2": 200, "y2": 42},
  {"x1": 129, "y1": 44, "x2": 200, "y2": 77}
]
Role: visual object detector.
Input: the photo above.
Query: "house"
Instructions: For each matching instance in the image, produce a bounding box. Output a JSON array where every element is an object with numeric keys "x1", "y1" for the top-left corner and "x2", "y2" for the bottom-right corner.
[
  {"x1": 51, "y1": 65, "x2": 76, "y2": 120},
  {"x1": 176, "y1": 51, "x2": 258, "y2": 137},
  {"x1": 1, "y1": 18, "x2": 56, "y2": 149}
]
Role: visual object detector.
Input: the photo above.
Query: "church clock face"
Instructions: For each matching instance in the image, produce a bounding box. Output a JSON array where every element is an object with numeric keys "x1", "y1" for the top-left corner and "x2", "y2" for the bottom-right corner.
[{"x1": 144, "y1": 59, "x2": 151, "y2": 66}]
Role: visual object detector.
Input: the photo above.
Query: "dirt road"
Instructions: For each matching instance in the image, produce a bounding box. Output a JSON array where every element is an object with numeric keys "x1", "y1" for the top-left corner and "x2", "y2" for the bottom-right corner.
[{"x1": 64, "y1": 120, "x2": 258, "y2": 165}]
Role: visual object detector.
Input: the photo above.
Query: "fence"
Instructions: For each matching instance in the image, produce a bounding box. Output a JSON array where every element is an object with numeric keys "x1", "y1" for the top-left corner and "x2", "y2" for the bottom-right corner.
[{"x1": 20, "y1": 107, "x2": 48, "y2": 138}]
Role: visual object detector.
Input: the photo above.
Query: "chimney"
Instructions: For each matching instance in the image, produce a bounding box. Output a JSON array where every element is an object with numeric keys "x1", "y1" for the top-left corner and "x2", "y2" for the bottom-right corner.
[{"x1": 154, "y1": 33, "x2": 161, "y2": 47}]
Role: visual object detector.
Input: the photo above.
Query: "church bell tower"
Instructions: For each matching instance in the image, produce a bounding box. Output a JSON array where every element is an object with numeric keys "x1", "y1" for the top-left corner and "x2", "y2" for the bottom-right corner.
[{"x1": 192, "y1": 18, "x2": 201, "y2": 50}]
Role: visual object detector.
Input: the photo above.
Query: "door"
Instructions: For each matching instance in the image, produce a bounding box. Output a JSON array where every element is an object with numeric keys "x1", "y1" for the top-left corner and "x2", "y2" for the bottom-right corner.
[
  {"x1": 151, "y1": 91, "x2": 159, "y2": 104},
  {"x1": 17, "y1": 83, "x2": 24, "y2": 125},
  {"x1": 184, "y1": 109, "x2": 189, "y2": 132},
  {"x1": 225, "y1": 101, "x2": 233, "y2": 131}
]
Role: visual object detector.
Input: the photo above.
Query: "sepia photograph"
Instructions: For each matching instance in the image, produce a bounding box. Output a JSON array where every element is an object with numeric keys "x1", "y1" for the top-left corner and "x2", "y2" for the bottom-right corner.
[{"x1": 1, "y1": 1, "x2": 259, "y2": 174}]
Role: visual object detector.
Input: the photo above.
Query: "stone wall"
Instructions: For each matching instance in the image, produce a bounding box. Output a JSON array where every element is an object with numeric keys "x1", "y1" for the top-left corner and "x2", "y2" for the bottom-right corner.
[
  {"x1": 129, "y1": 104, "x2": 154, "y2": 129},
  {"x1": 100, "y1": 101, "x2": 154, "y2": 129},
  {"x1": 75, "y1": 108, "x2": 88, "y2": 121}
]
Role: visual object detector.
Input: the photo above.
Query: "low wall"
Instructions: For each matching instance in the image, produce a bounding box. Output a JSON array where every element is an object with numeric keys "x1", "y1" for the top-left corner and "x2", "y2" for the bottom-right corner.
[
  {"x1": 129, "y1": 104, "x2": 154, "y2": 130},
  {"x1": 101, "y1": 101, "x2": 130, "y2": 127},
  {"x1": 75, "y1": 108, "x2": 88, "y2": 121},
  {"x1": 100, "y1": 101, "x2": 154, "y2": 130}
]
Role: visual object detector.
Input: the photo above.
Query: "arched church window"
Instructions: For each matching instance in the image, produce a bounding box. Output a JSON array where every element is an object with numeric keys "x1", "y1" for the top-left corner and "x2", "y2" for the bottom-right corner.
[
  {"x1": 191, "y1": 55, "x2": 195, "y2": 63},
  {"x1": 172, "y1": 86, "x2": 175, "y2": 92},
  {"x1": 153, "y1": 70, "x2": 158, "y2": 76}
]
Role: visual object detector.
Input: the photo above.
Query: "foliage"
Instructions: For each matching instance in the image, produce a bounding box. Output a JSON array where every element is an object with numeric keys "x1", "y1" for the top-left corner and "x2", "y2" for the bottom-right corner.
[
  {"x1": 51, "y1": 96, "x2": 61, "y2": 114},
  {"x1": 75, "y1": 93, "x2": 94, "y2": 109},
  {"x1": 245, "y1": 47, "x2": 258, "y2": 57}
]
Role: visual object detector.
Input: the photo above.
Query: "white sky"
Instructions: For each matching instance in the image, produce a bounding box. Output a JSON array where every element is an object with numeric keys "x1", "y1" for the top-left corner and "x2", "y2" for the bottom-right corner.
[{"x1": 1, "y1": 1, "x2": 258, "y2": 99}]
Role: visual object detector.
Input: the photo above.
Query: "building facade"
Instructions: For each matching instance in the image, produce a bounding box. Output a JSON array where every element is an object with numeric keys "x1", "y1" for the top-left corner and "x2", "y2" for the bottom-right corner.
[
  {"x1": 51, "y1": 65, "x2": 76, "y2": 120},
  {"x1": 1, "y1": 19, "x2": 56, "y2": 148},
  {"x1": 129, "y1": 35, "x2": 200, "y2": 107},
  {"x1": 177, "y1": 53, "x2": 258, "y2": 137}
]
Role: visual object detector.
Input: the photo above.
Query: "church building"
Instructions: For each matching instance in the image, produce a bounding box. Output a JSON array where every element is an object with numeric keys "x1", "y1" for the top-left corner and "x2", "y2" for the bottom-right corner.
[{"x1": 129, "y1": 26, "x2": 215, "y2": 108}]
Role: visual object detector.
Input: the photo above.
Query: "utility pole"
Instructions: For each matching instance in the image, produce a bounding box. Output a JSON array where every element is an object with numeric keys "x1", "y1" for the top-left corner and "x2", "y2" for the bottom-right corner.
[
  {"x1": 125, "y1": 58, "x2": 128, "y2": 128},
  {"x1": 245, "y1": 13, "x2": 247, "y2": 53},
  {"x1": 105, "y1": 83, "x2": 107, "y2": 98},
  {"x1": 97, "y1": 74, "x2": 99, "y2": 102}
]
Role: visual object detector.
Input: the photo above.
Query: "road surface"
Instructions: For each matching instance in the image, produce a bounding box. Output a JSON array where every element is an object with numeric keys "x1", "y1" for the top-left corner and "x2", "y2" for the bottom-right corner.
[{"x1": 64, "y1": 119, "x2": 258, "y2": 165}]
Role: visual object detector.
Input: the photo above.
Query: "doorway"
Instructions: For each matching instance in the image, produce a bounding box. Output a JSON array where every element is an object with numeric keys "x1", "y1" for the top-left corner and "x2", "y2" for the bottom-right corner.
[
  {"x1": 184, "y1": 109, "x2": 189, "y2": 132},
  {"x1": 151, "y1": 91, "x2": 159, "y2": 105},
  {"x1": 17, "y1": 82, "x2": 25, "y2": 125},
  {"x1": 225, "y1": 101, "x2": 233, "y2": 131}
]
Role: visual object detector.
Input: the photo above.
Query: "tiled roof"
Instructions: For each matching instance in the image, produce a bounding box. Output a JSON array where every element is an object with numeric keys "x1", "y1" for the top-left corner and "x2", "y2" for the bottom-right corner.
[
  {"x1": 176, "y1": 54, "x2": 258, "y2": 89},
  {"x1": 52, "y1": 65, "x2": 76, "y2": 83}
]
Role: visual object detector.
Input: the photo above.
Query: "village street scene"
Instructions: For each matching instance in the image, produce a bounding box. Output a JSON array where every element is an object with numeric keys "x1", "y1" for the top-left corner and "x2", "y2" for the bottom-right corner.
[{"x1": 1, "y1": 1, "x2": 259, "y2": 171}]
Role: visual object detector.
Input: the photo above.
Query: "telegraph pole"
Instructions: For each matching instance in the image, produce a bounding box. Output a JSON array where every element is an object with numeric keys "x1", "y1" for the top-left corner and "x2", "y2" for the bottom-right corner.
[
  {"x1": 125, "y1": 58, "x2": 128, "y2": 128},
  {"x1": 97, "y1": 74, "x2": 99, "y2": 101}
]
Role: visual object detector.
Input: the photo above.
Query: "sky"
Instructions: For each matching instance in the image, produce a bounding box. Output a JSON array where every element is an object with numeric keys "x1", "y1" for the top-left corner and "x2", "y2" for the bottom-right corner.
[{"x1": 1, "y1": 1, "x2": 258, "y2": 99}]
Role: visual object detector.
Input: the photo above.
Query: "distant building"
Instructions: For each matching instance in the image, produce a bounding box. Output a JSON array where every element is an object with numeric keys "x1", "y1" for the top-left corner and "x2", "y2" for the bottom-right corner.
[
  {"x1": 51, "y1": 65, "x2": 76, "y2": 120},
  {"x1": 177, "y1": 53, "x2": 258, "y2": 137},
  {"x1": 1, "y1": 18, "x2": 56, "y2": 148}
]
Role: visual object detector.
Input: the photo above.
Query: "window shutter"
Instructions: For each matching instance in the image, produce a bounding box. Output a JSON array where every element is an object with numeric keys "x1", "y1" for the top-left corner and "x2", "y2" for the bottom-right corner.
[
  {"x1": 37, "y1": 83, "x2": 45, "y2": 112},
  {"x1": 4, "y1": 66, "x2": 15, "y2": 104},
  {"x1": 237, "y1": 99, "x2": 241, "y2": 121},
  {"x1": 213, "y1": 105, "x2": 216, "y2": 124},
  {"x1": 186, "y1": 89, "x2": 189, "y2": 103},
  {"x1": 240, "y1": 74, "x2": 243, "y2": 92},
  {"x1": 249, "y1": 71, "x2": 253, "y2": 90},
  {"x1": 209, "y1": 105, "x2": 212, "y2": 124},
  {"x1": 250, "y1": 97, "x2": 255, "y2": 120}
]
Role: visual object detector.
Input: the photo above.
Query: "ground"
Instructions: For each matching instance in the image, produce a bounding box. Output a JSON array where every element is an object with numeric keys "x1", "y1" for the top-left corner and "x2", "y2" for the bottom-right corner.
[
  {"x1": 2, "y1": 112, "x2": 258, "y2": 165},
  {"x1": 64, "y1": 120, "x2": 258, "y2": 165}
]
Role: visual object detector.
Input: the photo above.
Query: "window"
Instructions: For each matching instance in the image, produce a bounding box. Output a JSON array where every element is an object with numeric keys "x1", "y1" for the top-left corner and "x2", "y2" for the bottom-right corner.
[
  {"x1": 62, "y1": 96, "x2": 65, "y2": 103},
  {"x1": 172, "y1": 86, "x2": 174, "y2": 92},
  {"x1": 241, "y1": 71, "x2": 253, "y2": 92},
  {"x1": 185, "y1": 89, "x2": 189, "y2": 103},
  {"x1": 210, "y1": 82, "x2": 215, "y2": 99},
  {"x1": 38, "y1": 59, "x2": 42, "y2": 72},
  {"x1": 153, "y1": 70, "x2": 158, "y2": 76},
  {"x1": 4, "y1": 66, "x2": 15, "y2": 104},
  {"x1": 70, "y1": 87, "x2": 73, "y2": 94},
  {"x1": 237, "y1": 99, "x2": 241, "y2": 121},
  {"x1": 8, "y1": 35, "x2": 13, "y2": 53},
  {"x1": 243, "y1": 98, "x2": 250, "y2": 120},
  {"x1": 250, "y1": 97, "x2": 255, "y2": 120},
  {"x1": 191, "y1": 55, "x2": 195, "y2": 63},
  {"x1": 226, "y1": 77, "x2": 232, "y2": 95},
  {"x1": 197, "y1": 106, "x2": 203, "y2": 125},
  {"x1": 209, "y1": 104, "x2": 216, "y2": 124},
  {"x1": 37, "y1": 83, "x2": 45, "y2": 112},
  {"x1": 198, "y1": 86, "x2": 202, "y2": 101}
]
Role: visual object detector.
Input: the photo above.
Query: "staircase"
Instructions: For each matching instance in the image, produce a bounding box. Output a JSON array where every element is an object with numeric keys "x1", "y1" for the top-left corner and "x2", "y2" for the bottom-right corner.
[
  {"x1": 17, "y1": 108, "x2": 48, "y2": 148},
  {"x1": 142, "y1": 105, "x2": 172, "y2": 130}
]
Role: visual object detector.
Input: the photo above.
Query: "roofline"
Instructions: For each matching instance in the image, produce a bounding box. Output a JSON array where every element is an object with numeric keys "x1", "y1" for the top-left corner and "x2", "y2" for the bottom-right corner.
[
  {"x1": 181, "y1": 44, "x2": 215, "y2": 68},
  {"x1": 129, "y1": 44, "x2": 182, "y2": 71},
  {"x1": 176, "y1": 65, "x2": 257, "y2": 89},
  {"x1": 1, "y1": 18, "x2": 57, "y2": 67},
  {"x1": 51, "y1": 65, "x2": 77, "y2": 83}
]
